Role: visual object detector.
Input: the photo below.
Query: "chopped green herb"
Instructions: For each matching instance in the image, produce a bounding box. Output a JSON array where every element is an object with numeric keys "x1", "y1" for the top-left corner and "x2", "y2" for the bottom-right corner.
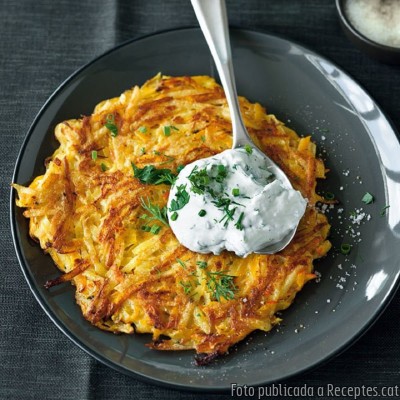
[
  {"x1": 244, "y1": 144, "x2": 253, "y2": 155},
  {"x1": 362, "y1": 192, "x2": 374, "y2": 204},
  {"x1": 198, "y1": 209, "x2": 207, "y2": 217},
  {"x1": 176, "y1": 258, "x2": 187, "y2": 269},
  {"x1": 169, "y1": 184, "x2": 190, "y2": 212},
  {"x1": 132, "y1": 163, "x2": 176, "y2": 185},
  {"x1": 141, "y1": 225, "x2": 151, "y2": 232},
  {"x1": 215, "y1": 164, "x2": 227, "y2": 183},
  {"x1": 140, "y1": 147, "x2": 146, "y2": 155},
  {"x1": 159, "y1": 155, "x2": 176, "y2": 165},
  {"x1": 219, "y1": 205, "x2": 237, "y2": 227},
  {"x1": 91, "y1": 150, "x2": 98, "y2": 160},
  {"x1": 138, "y1": 126, "x2": 147, "y2": 133},
  {"x1": 187, "y1": 162, "x2": 244, "y2": 228},
  {"x1": 188, "y1": 166, "x2": 210, "y2": 195},
  {"x1": 206, "y1": 270, "x2": 237, "y2": 302},
  {"x1": 154, "y1": 267, "x2": 162, "y2": 277},
  {"x1": 163, "y1": 125, "x2": 179, "y2": 136},
  {"x1": 163, "y1": 126, "x2": 171, "y2": 136},
  {"x1": 150, "y1": 150, "x2": 176, "y2": 165},
  {"x1": 212, "y1": 197, "x2": 230, "y2": 209},
  {"x1": 200, "y1": 135, "x2": 206, "y2": 142},
  {"x1": 105, "y1": 114, "x2": 118, "y2": 137},
  {"x1": 211, "y1": 196, "x2": 242, "y2": 228},
  {"x1": 100, "y1": 163, "x2": 107, "y2": 172},
  {"x1": 170, "y1": 211, "x2": 178, "y2": 221},
  {"x1": 217, "y1": 165, "x2": 226, "y2": 173},
  {"x1": 140, "y1": 197, "x2": 169, "y2": 227},
  {"x1": 232, "y1": 188, "x2": 240, "y2": 197},
  {"x1": 340, "y1": 243, "x2": 352, "y2": 255},
  {"x1": 324, "y1": 192, "x2": 335, "y2": 201},
  {"x1": 196, "y1": 261, "x2": 208, "y2": 269},
  {"x1": 150, "y1": 224, "x2": 161, "y2": 234},
  {"x1": 380, "y1": 205, "x2": 390, "y2": 216},
  {"x1": 179, "y1": 280, "x2": 192, "y2": 295},
  {"x1": 235, "y1": 212, "x2": 245, "y2": 231}
]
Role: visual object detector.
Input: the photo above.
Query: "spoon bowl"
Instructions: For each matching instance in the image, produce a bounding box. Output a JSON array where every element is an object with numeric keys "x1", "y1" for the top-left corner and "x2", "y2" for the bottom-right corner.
[{"x1": 191, "y1": 0, "x2": 301, "y2": 254}]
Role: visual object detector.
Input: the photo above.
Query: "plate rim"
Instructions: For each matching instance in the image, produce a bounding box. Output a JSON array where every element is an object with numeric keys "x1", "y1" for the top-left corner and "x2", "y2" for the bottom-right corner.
[{"x1": 9, "y1": 26, "x2": 400, "y2": 392}]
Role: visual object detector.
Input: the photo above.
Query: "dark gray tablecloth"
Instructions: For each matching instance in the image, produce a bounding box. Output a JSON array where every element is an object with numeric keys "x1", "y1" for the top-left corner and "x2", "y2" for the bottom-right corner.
[{"x1": 1, "y1": 0, "x2": 399, "y2": 399}]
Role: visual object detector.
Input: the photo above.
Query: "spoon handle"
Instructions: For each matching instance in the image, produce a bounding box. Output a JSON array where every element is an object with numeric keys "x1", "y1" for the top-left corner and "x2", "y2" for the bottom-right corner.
[{"x1": 191, "y1": 0, "x2": 252, "y2": 148}]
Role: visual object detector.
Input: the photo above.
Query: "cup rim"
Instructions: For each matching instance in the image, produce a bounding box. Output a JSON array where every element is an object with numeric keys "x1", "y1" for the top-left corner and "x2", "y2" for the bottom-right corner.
[{"x1": 336, "y1": 0, "x2": 400, "y2": 54}]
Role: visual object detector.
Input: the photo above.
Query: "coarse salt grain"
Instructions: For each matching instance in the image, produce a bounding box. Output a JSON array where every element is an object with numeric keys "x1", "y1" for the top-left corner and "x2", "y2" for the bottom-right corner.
[{"x1": 345, "y1": 0, "x2": 400, "y2": 48}]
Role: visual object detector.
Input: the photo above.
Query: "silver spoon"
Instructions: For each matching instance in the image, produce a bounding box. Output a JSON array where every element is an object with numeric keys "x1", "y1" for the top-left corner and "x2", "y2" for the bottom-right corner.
[{"x1": 191, "y1": 0, "x2": 301, "y2": 254}]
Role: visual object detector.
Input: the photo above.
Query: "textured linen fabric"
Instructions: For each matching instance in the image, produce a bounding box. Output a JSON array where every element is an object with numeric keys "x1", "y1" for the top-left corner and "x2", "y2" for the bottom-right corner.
[{"x1": 1, "y1": 0, "x2": 399, "y2": 399}]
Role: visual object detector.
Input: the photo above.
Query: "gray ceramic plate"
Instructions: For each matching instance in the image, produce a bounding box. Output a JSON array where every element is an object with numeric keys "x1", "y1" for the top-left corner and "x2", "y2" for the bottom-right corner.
[{"x1": 10, "y1": 28, "x2": 400, "y2": 391}]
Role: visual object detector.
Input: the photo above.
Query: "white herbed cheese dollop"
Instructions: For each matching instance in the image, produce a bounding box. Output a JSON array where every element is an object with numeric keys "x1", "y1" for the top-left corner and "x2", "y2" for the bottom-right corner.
[{"x1": 167, "y1": 147, "x2": 307, "y2": 257}]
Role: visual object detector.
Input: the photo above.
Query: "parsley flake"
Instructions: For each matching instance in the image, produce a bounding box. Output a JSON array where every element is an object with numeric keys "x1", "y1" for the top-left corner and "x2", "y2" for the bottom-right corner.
[
  {"x1": 380, "y1": 205, "x2": 390, "y2": 216},
  {"x1": 163, "y1": 125, "x2": 179, "y2": 136},
  {"x1": 150, "y1": 224, "x2": 161, "y2": 234},
  {"x1": 169, "y1": 184, "x2": 190, "y2": 211},
  {"x1": 132, "y1": 163, "x2": 176, "y2": 185},
  {"x1": 215, "y1": 164, "x2": 227, "y2": 183},
  {"x1": 176, "y1": 258, "x2": 187, "y2": 269},
  {"x1": 163, "y1": 126, "x2": 171, "y2": 136},
  {"x1": 105, "y1": 114, "x2": 118, "y2": 137},
  {"x1": 170, "y1": 211, "x2": 178, "y2": 221},
  {"x1": 179, "y1": 280, "x2": 192, "y2": 295},
  {"x1": 340, "y1": 243, "x2": 352, "y2": 255},
  {"x1": 196, "y1": 261, "x2": 207, "y2": 269},
  {"x1": 206, "y1": 270, "x2": 237, "y2": 302},
  {"x1": 140, "y1": 197, "x2": 169, "y2": 227},
  {"x1": 188, "y1": 166, "x2": 210, "y2": 195},
  {"x1": 362, "y1": 192, "x2": 374, "y2": 204},
  {"x1": 244, "y1": 144, "x2": 253, "y2": 154},
  {"x1": 235, "y1": 212, "x2": 245, "y2": 230}
]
